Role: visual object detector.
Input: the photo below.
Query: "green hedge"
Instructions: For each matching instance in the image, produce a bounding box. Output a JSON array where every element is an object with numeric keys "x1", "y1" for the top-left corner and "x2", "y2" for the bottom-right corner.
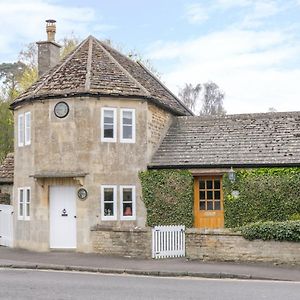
[
  {"x1": 139, "y1": 169, "x2": 194, "y2": 227},
  {"x1": 223, "y1": 168, "x2": 300, "y2": 228},
  {"x1": 240, "y1": 221, "x2": 300, "y2": 242}
]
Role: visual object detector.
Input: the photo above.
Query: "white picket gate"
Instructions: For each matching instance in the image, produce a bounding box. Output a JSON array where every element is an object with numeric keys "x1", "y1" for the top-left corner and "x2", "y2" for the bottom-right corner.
[
  {"x1": 152, "y1": 225, "x2": 185, "y2": 259},
  {"x1": 0, "y1": 204, "x2": 13, "y2": 247}
]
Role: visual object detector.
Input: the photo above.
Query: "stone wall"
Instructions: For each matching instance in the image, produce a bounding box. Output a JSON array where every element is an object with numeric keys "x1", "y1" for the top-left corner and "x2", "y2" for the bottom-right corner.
[
  {"x1": 147, "y1": 103, "x2": 173, "y2": 158},
  {"x1": 13, "y1": 96, "x2": 151, "y2": 251},
  {"x1": 186, "y1": 229, "x2": 300, "y2": 264},
  {"x1": 91, "y1": 226, "x2": 152, "y2": 258},
  {"x1": 90, "y1": 227, "x2": 300, "y2": 263}
]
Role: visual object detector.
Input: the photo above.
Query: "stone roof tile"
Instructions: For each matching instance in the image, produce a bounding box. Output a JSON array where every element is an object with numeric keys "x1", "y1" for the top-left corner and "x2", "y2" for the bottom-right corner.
[
  {"x1": 150, "y1": 112, "x2": 300, "y2": 168},
  {"x1": 0, "y1": 153, "x2": 14, "y2": 183},
  {"x1": 12, "y1": 36, "x2": 191, "y2": 116}
]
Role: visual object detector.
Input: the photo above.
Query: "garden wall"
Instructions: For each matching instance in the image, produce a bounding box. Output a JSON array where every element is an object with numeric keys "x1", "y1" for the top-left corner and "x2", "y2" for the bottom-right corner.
[
  {"x1": 91, "y1": 227, "x2": 300, "y2": 264},
  {"x1": 91, "y1": 226, "x2": 152, "y2": 258},
  {"x1": 186, "y1": 229, "x2": 300, "y2": 264}
]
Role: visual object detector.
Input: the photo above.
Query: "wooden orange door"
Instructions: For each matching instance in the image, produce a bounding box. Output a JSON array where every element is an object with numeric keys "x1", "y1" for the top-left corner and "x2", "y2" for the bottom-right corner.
[{"x1": 194, "y1": 176, "x2": 224, "y2": 229}]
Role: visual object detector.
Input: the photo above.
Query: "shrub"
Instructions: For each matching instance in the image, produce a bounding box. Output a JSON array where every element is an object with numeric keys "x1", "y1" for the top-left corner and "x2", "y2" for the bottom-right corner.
[
  {"x1": 240, "y1": 220, "x2": 300, "y2": 242},
  {"x1": 139, "y1": 169, "x2": 194, "y2": 227}
]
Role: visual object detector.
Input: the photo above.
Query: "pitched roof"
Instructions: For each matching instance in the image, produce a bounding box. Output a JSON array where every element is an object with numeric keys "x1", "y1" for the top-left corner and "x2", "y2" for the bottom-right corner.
[
  {"x1": 12, "y1": 36, "x2": 191, "y2": 116},
  {"x1": 150, "y1": 112, "x2": 300, "y2": 168},
  {"x1": 0, "y1": 153, "x2": 14, "y2": 183}
]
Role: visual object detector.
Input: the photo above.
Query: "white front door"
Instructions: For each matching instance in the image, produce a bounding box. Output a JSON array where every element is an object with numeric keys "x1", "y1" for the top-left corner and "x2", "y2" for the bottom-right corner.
[{"x1": 49, "y1": 186, "x2": 76, "y2": 249}]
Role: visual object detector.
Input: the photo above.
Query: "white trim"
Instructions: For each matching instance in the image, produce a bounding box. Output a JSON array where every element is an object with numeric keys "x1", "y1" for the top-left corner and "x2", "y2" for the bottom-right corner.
[
  {"x1": 24, "y1": 112, "x2": 31, "y2": 146},
  {"x1": 101, "y1": 185, "x2": 117, "y2": 220},
  {"x1": 120, "y1": 109, "x2": 135, "y2": 143},
  {"x1": 18, "y1": 114, "x2": 24, "y2": 147},
  {"x1": 17, "y1": 188, "x2": 24, "y2": 220},
  {"x1": 120, "y1": 185, "x2": 136, "y2": 220},
  {"x1": 101, "y1": 108, "x2": 117, "y2": 142},
  {"x1": 17, "y1": 187, "x2": 30, "y2": 221},
  {"x1": 24, "y1": 187, "x2": 31, "y2": 221}
]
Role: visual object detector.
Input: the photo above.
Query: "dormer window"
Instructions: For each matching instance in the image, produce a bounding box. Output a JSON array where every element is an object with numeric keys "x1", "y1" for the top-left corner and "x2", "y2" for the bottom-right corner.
[{"x1": 101, "y1": 108, "x2": 117, "y2": 142}]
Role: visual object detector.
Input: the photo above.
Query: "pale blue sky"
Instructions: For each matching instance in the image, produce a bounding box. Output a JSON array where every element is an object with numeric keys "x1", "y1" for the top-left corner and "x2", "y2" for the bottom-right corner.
[{"x1": 1, "y1": 0, "x2": 300, "y2": 113}]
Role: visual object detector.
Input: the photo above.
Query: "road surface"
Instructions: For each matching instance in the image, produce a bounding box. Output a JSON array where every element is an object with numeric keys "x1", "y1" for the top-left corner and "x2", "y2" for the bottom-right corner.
[{"x1": 0, "y1": 269, "x2": 299, "y2": 300}]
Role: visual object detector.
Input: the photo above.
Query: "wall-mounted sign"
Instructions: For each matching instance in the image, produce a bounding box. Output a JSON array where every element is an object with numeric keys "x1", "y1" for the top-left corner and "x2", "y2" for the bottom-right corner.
[
  {"x1": 231, "y1": 190, "x2": 240, "y2": 198},
  {"x1": 77, "y1": 188, "x2": 88, "y2": 200},
  {"x1": 54, "y1": 101, "x2": 69, "y2": 118}
]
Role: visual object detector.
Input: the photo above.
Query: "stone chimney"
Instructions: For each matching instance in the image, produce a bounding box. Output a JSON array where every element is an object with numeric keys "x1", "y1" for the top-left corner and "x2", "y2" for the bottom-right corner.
[{"x1": 36, "y1": 20, "x2": 61, "y2": 77}]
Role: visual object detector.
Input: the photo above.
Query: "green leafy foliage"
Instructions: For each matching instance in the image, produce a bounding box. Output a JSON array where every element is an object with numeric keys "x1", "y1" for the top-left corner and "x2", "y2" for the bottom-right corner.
[
  {"x1": 240, "y1": 221, "x2": 300, "y2": 242},
  {"x1": 0, "y1": 100, "x2": 13, "y2": 163},
  {"x1": 139, "y1": 169, "x2": 194, "y2": 227},
  {"x1": 290, "y1": 213, "x2": 300, "y2": 221},
  {"x1": 223, "y1": 168, "x2": 300, "y2": 228}
]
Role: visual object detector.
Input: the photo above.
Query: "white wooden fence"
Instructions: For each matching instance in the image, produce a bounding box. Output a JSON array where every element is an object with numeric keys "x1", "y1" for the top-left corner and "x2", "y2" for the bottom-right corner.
[
  {"x1": 152, "y1": 225, "x2": 185, "y2": 259},
  {"x1": 0, "y1": 204, "x2": 13, "y2": 247}
]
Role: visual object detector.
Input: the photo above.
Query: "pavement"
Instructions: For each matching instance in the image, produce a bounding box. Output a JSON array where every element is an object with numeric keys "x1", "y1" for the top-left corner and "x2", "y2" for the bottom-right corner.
[{"x1": 0, "y1": 246, "x2": 300, "y2": 282}]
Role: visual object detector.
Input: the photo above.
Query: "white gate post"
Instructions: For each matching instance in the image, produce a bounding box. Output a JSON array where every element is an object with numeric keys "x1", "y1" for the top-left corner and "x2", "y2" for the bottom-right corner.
[{"x1": 0, "y1": 204, "x2": 14, "y2": 247}]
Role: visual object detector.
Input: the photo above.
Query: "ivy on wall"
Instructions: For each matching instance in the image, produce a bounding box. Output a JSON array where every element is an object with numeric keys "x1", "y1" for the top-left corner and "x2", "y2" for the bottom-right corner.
[
  {"x1": 139, "y1": 169, "x2": 194, "y2": 227},
  {"x1": 223, "y1": 168, "x2": 300, "y2": 228}
]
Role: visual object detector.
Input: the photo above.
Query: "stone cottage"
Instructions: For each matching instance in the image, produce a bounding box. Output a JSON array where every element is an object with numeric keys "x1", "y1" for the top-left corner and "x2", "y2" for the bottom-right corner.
[
  {"x1": 10, "y1": 20, "x2": 191, "y2": 252},
  {"x1": 10, "y1": 21, "x2": 300, "y2": 252},
  {"x1": 150, "y1": 113, "x2": 300, "y2": 228}
]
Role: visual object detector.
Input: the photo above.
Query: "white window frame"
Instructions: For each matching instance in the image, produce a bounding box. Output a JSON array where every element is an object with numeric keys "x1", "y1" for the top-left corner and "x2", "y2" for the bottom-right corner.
[
  {"x1": 18, "y1": 114, "x2": 24, "y2": 147},
  {"x1": 24, "y1": 112, "x2": 31, "y2": 146},
  {"x1": 101, "y1": 185, "x2": 117, "y2": 221},
  {"x1": 120, "y1": 109, "x2": 135, "y2": 143},
  {"x1": 101, "y1": 108, "x2": 117, "y2": 142},
  {"x1": 17, "y1": 188, "x2": 24, "y2": 220},
  {"x1": 18, "y1": 187, "x2": 30, "y2": 221},
  {"x1": 120, "y1": 185, "x2": 136, "y2": 220}
]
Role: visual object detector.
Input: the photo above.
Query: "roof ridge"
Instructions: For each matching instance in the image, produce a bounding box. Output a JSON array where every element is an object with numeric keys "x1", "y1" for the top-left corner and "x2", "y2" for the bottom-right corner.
[
  {"x1": 136, "y1": 61, "x2": 194, "y2": 116},
  {"x1": 85, "y1": 37, "x2": 93, "y2": 91},
  {"x1": 177, "y1": 111, "x2": 300, "y2": 121},
  {"x1": 95, "y1": 39, "x2": 151, "y2": 97},
  {"x1": 31, "y1": 36, "x2": 90, "y2": 96}
]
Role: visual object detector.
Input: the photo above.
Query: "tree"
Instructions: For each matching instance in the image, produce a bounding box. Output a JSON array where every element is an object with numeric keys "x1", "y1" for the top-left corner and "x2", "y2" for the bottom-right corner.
[
  {"x1": 178, "y1": 81, "x2": 226, "y2": 115},
  {"x1": 200, "y1": 81, "x2": 226, "y2": 116},
  {"x1": 0, "y1": 100, "x2": 13, "y2": 163},
  {"x1": 178, "y1": 83, "x2": 202, "y2": 112},
  {"x1": 0, "y1": 37, "x2": 79, "y2": 162},
  {"x1": 0, "y1": 36, "x2": 156, "y2": 161},
  {"x1": 0, "y1": 62, "x2": 24, "y2": 162},
  {"x1": 60, "y1": 36, "x2": 80, "y2": 59},
  {"x1": 18, "y1": 42, "x2": 38, "y2": 92},
  {"x1": 0, "y1": 61, "x2": 27, "y2": 101},
  {"x1": 17, "y1": 36, "x2": 79, "y2": 93}
]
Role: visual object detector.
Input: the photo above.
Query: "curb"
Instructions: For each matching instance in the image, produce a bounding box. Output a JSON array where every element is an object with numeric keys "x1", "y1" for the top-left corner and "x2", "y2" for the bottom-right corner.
[{"x1": 0, "y1": 263, "x2": 290, "y2": 281}]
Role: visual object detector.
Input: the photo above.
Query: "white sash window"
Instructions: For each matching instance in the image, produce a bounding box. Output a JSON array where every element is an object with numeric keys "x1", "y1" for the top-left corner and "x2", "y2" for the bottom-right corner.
[
  {"x1": 18, "y1": 112, "x2": 31, "y2": 147},
  {"x1": 120, "y1": 109, "x2": 135, "y2": 143}
]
